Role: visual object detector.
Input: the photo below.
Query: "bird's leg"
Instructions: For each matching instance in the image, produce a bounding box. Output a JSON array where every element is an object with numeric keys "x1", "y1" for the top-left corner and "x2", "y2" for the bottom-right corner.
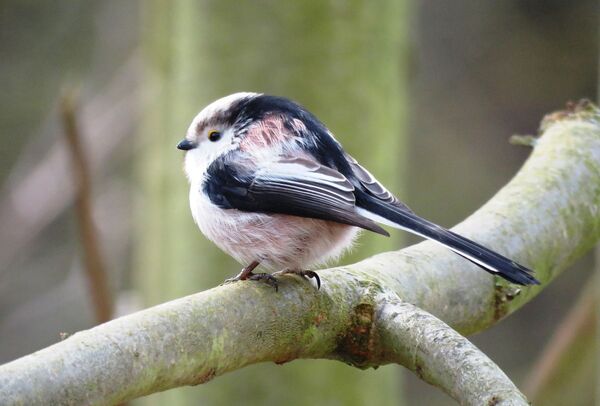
[
  {"x1": 272, "y1": 269, "x2": 321, "y2": 290},
  {"x1": 222, "y1": 260, "x2": 260, "y2": 284},
  {"x1": 222, "y1": 261, "x2": 279, "y2": 291}
]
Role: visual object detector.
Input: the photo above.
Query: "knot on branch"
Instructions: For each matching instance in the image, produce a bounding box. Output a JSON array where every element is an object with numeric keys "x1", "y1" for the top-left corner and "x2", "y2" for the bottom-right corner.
[
  {"x1": 493, "y1": 282, "x2": 522, "y2": 322},
  {"x1": 334, "y1": 302, "x2": 376, "y2": 368},
  {"x1": 333, "y1": 283, "x2": 385, "y2": 369}
]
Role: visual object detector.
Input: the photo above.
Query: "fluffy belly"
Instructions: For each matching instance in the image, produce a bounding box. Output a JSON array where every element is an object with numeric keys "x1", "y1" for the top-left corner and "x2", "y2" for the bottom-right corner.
[{"x1": 191, "y1": 190, "x2": 360, "y2": 271}]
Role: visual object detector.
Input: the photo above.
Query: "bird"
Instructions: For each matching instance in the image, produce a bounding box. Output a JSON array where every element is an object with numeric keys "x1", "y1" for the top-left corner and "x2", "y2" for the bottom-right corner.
[{"x1": 177, "y1": 92, "x2": 539, "y2": 290}]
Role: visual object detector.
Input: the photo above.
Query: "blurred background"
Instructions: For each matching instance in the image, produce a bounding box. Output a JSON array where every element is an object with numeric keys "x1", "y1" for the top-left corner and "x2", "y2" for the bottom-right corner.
[{"x1": 0, "y1": 1, "x2": 597, "y2": 405}]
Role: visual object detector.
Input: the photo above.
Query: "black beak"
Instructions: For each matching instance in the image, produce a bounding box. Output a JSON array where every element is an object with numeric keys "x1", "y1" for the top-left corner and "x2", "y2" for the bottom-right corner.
[{"x1": 177, "y1": 139, "x2": 196, "y2": 151}]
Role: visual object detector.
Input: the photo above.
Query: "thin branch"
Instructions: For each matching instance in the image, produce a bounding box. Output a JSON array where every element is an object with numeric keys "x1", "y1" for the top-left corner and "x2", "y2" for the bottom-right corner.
[
  {"x1": 375, "y1": 293, "x2": 528, "y2": 405},
  {"x1": 522, "y1": 275, "x2": 596, "y2": 399},
  {"x1": 61, "y1": 91, "x2": 113, "y2": 323},
  {"x1": 509, "y1": 134, "x2": 537, "y2": 147},
  {"x1": 0, "y1": 102, "x2": 598, "y2": 405}
]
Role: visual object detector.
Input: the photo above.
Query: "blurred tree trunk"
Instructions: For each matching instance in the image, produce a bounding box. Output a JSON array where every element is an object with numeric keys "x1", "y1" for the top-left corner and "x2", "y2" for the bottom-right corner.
[
  {"x1": 597, "y1": 248, "x2": 599, "y2": 405},
  {"x1": 134, "y1": 1, "x2": 409, "y2": 405},
  {"x1": 595, "y1": 14, "x2": 599, "y2": 405}
]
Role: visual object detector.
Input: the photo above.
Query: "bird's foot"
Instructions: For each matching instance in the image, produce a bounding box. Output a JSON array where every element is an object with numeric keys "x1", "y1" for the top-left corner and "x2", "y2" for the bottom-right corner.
[
  {"x1": 248, "y1": 273, "x2": 279, "y2": 292},
  {"x1": 221, "y1": 272, "x2": 279, "y2": 292},
  {"x1": 272, "y1": 269, "x2": 321, "y2": 290},
  {"x1": 221, "y1": 262, "x2": 319, "y2": 292},
  {"x1": 221, "y1": 260, "x2": 279, "y2": 291},
  {"x1": 222, "y1": 272, "x2": 279, "y2": 291}
]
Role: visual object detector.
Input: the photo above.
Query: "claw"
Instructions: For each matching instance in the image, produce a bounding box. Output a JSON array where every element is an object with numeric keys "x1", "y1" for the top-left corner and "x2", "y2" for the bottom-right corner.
[
  {"x1": 303, "y1": 270, "x2": 321, "y2": 290},
  {"x1": 273, "y1": 269, "x2": 321, "y2": 290},
  {"x1": 221, "y1": 262, "x2": 320, "y2": 292}
]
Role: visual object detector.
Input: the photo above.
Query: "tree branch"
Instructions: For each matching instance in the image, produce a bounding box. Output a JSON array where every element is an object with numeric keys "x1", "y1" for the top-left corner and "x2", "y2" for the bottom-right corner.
[
  {"x1": 375, "y1": 293, "x2": 528, "y2": 405},
  {"x1": 357, "y1": 100, "x2": 600, "y2": 335},
  {"x1": 0, "y1": 102, "x2": 598, "y2": 405}
]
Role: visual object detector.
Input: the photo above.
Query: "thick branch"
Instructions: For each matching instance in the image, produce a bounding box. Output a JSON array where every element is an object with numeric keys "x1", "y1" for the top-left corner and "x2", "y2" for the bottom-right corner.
[
  {"x1": 0, "y1": 103, "x2": 598, "y2": 405},
  {"x1": 0, "y1": 279, "x2": 364, "y2": 405},
  {"x1": 351, "y1": 102, "x2": 600, "y2": 334}
]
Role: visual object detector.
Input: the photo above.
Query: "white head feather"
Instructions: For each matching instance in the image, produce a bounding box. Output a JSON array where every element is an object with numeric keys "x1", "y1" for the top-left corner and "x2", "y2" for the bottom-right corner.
[{"x1": 182, "y1": 92, "x2": 260, "y2": 183}]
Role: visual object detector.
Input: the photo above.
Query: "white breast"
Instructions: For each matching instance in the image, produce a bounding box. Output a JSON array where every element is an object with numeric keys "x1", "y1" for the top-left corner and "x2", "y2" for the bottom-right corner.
[{"x1": 188, "y1": 179, "x2": 360, "y2": 272}]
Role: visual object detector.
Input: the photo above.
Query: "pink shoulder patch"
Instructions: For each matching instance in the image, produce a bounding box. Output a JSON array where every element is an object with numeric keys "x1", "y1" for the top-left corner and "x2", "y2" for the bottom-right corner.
[{"x1": 240, "y1": 114, "x2": 300, "y2": 152}]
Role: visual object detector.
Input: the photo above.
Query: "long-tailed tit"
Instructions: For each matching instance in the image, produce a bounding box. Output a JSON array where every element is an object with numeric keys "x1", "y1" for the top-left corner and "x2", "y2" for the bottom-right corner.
[{"x1": 178, "y1": 92, "x2": 539, "y2": 290}]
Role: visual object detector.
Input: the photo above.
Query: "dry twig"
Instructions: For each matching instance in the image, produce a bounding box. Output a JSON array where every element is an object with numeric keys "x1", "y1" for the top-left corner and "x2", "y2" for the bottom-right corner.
[
  {"x1": 61, "y1": 91, "x2": 113, "y2": 323},
  {"x1": 523, "y1": 275, "x2": 596, "y2": 400}
]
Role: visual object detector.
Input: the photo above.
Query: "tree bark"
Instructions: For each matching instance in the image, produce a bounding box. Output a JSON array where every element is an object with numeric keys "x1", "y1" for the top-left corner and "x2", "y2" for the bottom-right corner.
[{"x1": 1, "y1": 102, "x2": 598, "y2": 405}]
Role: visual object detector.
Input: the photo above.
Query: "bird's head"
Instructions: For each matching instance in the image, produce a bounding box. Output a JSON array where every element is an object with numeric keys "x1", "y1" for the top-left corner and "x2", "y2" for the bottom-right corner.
[
  {"x1": 178, "y1": 92, "x2": 334, "y2": 183},
  {"x1": 177, "y1": 92, "x2": 260, "y2": 181}
]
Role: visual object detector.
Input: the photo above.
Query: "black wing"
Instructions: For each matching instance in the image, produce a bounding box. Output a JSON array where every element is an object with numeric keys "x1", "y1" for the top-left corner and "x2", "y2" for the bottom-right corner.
[
  {"x1": 203, "y1": 153, "x2": 389, "y2": 236},
  {"x1": 345, "y1": 153, "x2": 413, "y2": 213}
]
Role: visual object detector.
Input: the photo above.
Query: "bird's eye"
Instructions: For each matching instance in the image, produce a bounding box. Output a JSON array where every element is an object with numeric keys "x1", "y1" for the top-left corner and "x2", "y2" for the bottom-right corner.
[{"x1": 208, "y1": 130, "x2": 222, "y2": 142}]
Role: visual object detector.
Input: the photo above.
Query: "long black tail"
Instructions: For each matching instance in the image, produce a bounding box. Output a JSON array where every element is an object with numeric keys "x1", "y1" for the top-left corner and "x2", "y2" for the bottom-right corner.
[{"x1": 358, "y1": 197, "x2": 539, "y2": 285}]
